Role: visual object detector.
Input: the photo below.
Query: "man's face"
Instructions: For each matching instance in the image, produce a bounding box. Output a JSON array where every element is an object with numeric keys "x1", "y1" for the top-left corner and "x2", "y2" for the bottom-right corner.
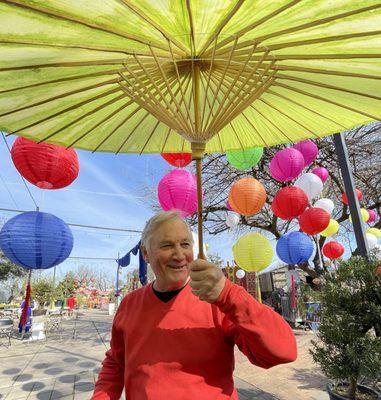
[{"x1": 142, "y1": 219, "x2": 194, "y2": 291}]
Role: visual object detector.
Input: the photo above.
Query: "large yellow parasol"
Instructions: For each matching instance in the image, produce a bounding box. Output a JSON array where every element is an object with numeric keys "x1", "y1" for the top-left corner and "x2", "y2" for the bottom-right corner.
[{"x1": 0, "y1": 1, "x2": 380, "y2": 256}]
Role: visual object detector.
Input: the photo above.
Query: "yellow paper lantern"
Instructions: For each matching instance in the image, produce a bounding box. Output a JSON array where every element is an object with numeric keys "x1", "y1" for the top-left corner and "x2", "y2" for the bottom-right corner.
[
  {"x1": 233, "y1": 232, "x2": 273, "y2": 272},
  {"x1": 349, "y1": 208, "x2": 369, "y2": 223},
  {"x1": 320, "y1": 219, "x2": 339, "y2": 237},
  {"x1": 367, "y1": 228, "x2": 381, "y2": 238}
]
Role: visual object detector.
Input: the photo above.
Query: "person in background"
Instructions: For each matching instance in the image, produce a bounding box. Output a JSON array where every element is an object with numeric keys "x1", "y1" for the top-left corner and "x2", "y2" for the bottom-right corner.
[
  {"x1": 67, "y1": 295, "x2": 76, "y2": 317},
  {"x1": 92, "y1": 211, "x2": 297, "y2": 400}
]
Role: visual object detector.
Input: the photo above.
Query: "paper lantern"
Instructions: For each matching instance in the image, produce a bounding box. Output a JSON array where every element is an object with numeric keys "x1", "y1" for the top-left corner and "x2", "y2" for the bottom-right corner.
[
  {"x1": 226, "y1": 147, "x2": 263, "y2": 170},
  {"x1": 320, "y1": 219, "x2": 339, "y2": 237},
  {"x1": 271, "y1": 186, "x2": 308, "y2": 220},
  {"x1": 341, "y1": 189, "x2": 363, "y2": 205},
  {"x1": 161, "y1": 152, "x2": 192, "y2": 167},
  {"x1": 366, "y1": 209, "x2": 377, "y2": 224},
  {"x1": 0, "y1": 211, "x2": 73, "y2": 269},
  {"x1": 349, "y1": 208, "x2": 369, "y2": 223},
  {"x1": 226, "y1": 200, "x2": 232, "y2": 211},
  {"x1": 299, "y1": 207, "x2": 330, "y2": 235},
  {"x1": 235, "y1": 269, "x2": 246, "y2": 279},
  {"x1": 11, "y1": 137, "x2": 79, "y2": 189},
  {"x1": 293, "y1": 139, "x2": 318, "y2": 166},
  {"x1": 233, "y1": 233, "x2": 273, "y2": 272},
  {"x1": 269, "y1": 148, "x2": 304, "y2": 182},
  {"x1": 276, "y1": 232, "x2": 314, "y2": 265},
  {"x1": 294, "y1": 173, "x2": 323, "y2": 201},
  {"x1": 367, "y1": 227, "x2": 381, "y2": 238},
  {"x1": 158, "y1": 169, "x2": 198, "y2": 217},
  {"x1": 226, "y1": 212, "x2": 240, "y2": 228},
  {"x1": 322, "y1": 241, "x2": 344, "y2": 260},
  {"x1": 228, "y1": 178, "x2": 266, "y2": 216},
  {"x1": 366, "y1": 233, "x2": 378, "y2": 249},
  {"x1": 311, "y1": 166, "x2": 329, "y2": 183},
  {"x1": 314, "y1": 198, "x2": 334, "y2": 215}
]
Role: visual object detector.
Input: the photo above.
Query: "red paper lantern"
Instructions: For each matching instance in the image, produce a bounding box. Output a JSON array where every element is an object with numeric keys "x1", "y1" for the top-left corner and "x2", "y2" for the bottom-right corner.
[
  {"x1": 341, "y1": 189, "x2": 363, "y2": 205},
  {"x1": 299, "y1": 207, "x2": 330, "y2": 235},
  {"x1": 11, "y1": 137, "x2": 79, "y2": 189},
  {"x1": 161, "y1": 152, "x2": 192, "y2": 167},
  {"x1": 272, "y1": 186, "x2": 308, "y2": 220},
  {"x1": 322, "y1": 241, "x2": 345, "y2": 260}
]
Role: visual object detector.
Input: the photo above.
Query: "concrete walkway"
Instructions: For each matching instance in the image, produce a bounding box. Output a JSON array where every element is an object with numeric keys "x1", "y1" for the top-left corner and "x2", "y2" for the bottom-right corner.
[{"x1": 0, "y1": 309, "x2": 329, "y2": 400}]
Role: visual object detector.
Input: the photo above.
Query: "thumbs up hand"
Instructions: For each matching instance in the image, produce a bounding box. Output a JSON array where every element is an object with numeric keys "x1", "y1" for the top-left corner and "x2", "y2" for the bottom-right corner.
[{"x1": 189, "y1": 259, "x2": 226, "y2": 303}]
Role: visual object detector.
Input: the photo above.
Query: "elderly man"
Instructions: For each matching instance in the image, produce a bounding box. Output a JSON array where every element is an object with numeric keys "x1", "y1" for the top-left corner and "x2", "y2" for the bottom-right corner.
[{"x1": 92, "y1": 211, "x2": 297, "y2": 400}]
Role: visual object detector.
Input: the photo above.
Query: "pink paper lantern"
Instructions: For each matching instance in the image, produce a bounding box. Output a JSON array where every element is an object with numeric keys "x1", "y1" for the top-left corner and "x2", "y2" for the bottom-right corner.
[
  {"x1": 311, "y1": 167, "x2": 329, "y2": 183},
  {"x1": 293, "y1": 139, "x2": 318, "y2": 167},
  {"x1": 367, "y1": 209, "x2": 377, "y2": 224},
  {"x1": 226, "y1": 200, "x2": 232, "y2": 211},
  {"x1": 269, "y1": 148, "x2": 305, "y2": 182},
  {"x1": 158, "y1": 169, "x2": 198, "y2": 217}
]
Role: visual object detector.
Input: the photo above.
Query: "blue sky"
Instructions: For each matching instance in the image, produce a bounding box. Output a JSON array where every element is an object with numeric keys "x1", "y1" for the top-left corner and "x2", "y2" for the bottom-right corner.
[{"x1": 0, "y1": 134, "x2": 238, "y2": 279}]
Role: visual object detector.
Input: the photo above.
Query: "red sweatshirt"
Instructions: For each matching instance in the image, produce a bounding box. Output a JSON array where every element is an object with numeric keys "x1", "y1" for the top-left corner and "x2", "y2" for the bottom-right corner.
[{"x1": 92, "y1": 279, "x2": 297, "y2": 400}]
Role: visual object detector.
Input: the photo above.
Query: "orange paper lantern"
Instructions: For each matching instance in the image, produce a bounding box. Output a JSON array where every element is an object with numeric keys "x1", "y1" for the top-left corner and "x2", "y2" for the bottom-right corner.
[{"x1": 228, "y1": 178, "x2": 266, "y2": 216}]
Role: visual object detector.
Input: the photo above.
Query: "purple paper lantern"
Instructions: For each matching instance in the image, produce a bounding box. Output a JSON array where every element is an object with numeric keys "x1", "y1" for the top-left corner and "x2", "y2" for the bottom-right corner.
[
  {"x1": 158, "y1": 169, "x2": 198, "y2": 217},
  {"x1": 293, "y1": 139, "x2": 318, "y2": 167},
  {"x1": 269, "y1": 148, "x2": 305, "y2": 182},
  {"x1": 312, "y1": 167, "x2": 329, "y2": 183},
  {"x1": 367, "y1": 209, "x2": 377, "y2": 224}
]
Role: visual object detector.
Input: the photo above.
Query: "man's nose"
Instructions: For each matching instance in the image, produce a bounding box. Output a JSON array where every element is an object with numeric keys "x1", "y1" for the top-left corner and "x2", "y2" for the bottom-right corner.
[{"x1": 172, "y1": 244, "x2": 185, "y2": 259}]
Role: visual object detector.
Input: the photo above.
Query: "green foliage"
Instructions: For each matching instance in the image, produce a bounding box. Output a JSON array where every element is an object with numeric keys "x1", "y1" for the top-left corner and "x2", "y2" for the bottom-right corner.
[
  {"x1": 0, "y1": 252, "x2": 27, "y2": 281},
  {"x1": 55, "y1": 272, "x2": 76, "y2": 299},
  {"x1": 310, "y1": 255, "x2": 381, "y2": 399},
  {"x1": 32, "y1": 278, "x2": 55, "y2": 308}
]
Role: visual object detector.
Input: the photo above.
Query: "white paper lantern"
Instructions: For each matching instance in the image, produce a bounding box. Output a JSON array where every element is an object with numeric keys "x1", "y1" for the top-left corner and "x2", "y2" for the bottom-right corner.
[
  {"x1": 366, "y1": 233, "x2": 378, "y2": 249},
  {"x1": 314, "y1": 198, "x2": 335, "y2": 215},
  {"x1": 226, "y1": 212, "x2": 240, "y2": 228},
  {"x1": 294, "y1": 173, "x2": 323, "y2": 201},
  {"x1": 235, "y1": 269, "x2": 246, "y2": 279}
]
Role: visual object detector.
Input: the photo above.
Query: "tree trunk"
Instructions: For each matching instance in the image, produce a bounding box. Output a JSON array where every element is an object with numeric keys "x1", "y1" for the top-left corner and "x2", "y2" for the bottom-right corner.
[{"x1": 348, "y1": 377, "x2": 357, "y2": 400}]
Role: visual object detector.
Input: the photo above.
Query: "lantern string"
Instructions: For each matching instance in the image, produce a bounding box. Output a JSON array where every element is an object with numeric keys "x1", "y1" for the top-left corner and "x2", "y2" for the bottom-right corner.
[{"x1": 1, "y1": 133, "x2": 39, "y2": 210}]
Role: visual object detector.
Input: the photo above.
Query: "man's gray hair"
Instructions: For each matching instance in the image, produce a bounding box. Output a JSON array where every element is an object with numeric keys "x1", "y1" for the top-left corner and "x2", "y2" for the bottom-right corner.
[{"x1": 141, "y1": 211, "x2": 194, "y2": 248}]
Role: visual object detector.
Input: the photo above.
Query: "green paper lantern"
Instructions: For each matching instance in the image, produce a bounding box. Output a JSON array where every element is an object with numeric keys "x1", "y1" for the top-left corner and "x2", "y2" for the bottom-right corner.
[{"x1": 226, "y1": 147, "x2": 263, "y2": 171}]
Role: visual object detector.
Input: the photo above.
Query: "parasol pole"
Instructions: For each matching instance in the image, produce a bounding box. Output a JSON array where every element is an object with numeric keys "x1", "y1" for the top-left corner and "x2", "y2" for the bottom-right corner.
[
  {"x1": 191, "y1": 62, "x2": 206, "y2": 260},
  {"x1": 333, "y1": 133, "x2": 369, "y2": 257}
]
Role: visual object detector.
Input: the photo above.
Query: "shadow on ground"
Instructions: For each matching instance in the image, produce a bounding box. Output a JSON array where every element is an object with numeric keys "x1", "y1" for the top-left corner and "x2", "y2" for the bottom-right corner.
[{"x1": 292, "y1": 367, "x2": 327, "y2": 390}]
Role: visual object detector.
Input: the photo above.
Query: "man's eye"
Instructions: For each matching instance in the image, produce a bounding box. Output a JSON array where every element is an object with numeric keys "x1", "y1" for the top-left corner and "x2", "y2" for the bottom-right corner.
[
  {"x1": 182, "y1": 242, "x2": 191, "y2": 247},
  {"x1": 161, "y1": 244, "x2": 172, "y2": 248}
]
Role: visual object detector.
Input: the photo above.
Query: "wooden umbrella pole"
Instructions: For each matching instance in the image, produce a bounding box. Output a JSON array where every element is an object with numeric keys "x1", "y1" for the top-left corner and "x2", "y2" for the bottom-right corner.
[
  {"x1": 195, "y1": 156, "x2": 204, "y2": 259},
  {"x1": 191, "y1": 60, "x2": 206, "y2": 260}
]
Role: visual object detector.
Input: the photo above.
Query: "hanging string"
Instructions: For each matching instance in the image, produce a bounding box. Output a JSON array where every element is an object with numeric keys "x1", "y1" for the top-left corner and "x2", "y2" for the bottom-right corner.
[{"x1": 1, "y1": 133, "x2": 39, "y2": 210}]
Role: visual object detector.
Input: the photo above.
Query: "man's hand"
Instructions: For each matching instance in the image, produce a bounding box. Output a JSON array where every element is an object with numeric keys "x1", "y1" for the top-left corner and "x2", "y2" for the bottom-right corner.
[{"x1": 189, "y1": 259, "x2": 226, "y2": 303}]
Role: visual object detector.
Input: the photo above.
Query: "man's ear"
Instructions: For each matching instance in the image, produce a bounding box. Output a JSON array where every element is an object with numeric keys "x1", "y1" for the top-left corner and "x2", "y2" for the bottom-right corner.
[{"x1": 140, "y1": 244, "x2": 149, "y2": 263}]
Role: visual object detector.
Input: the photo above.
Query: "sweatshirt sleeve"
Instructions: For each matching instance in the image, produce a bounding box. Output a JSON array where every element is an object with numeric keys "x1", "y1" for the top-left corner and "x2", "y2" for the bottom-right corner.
[
  {"x1": 92, "y1": 307, "x2": 125, "y2": 400},
  {"x1": 214, "y1": 279, "x2": 297, "y2": 369}
]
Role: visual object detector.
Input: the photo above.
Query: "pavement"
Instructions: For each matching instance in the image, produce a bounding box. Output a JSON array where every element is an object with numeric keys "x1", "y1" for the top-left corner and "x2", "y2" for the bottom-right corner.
[{"x1": 0, "y1": 309, "x2": 330, "y2": 400}]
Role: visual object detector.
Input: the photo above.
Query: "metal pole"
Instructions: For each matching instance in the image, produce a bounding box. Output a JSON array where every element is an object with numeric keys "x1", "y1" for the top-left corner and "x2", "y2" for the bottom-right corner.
[{"x1": 333, "y1": 132, "x2": 369, "y2": 257}]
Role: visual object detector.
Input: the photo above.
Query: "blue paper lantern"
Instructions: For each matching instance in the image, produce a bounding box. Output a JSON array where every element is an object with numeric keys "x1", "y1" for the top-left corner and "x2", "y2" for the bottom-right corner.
[
  {"x1": 0, "y1": 211, "x2": 73, "y2": 269},
  {"x1": 276, "y1": 231, "x2": 314, "y2": 265}
]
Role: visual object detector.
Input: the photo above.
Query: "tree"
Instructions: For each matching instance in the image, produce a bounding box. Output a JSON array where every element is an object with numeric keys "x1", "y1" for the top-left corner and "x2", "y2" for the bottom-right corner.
[
  {"x1": 0, "y1": 251, "x2": 27, "y2": 281},
  {"x1": 55, "y1": 271, "x2": 76, "y2": 300},
  {"x1": 31, "y1": 278, "x2": 55, "y2": 308},
  {"x1": 310, "y1": 254, "x2": 381, "y2": 399},
  {"x1": 188, "y1": 123, "x2": 381, "y2": 278},
  {"x1": 207, "y1": 253, "x2": 225, "y2": 269}
]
